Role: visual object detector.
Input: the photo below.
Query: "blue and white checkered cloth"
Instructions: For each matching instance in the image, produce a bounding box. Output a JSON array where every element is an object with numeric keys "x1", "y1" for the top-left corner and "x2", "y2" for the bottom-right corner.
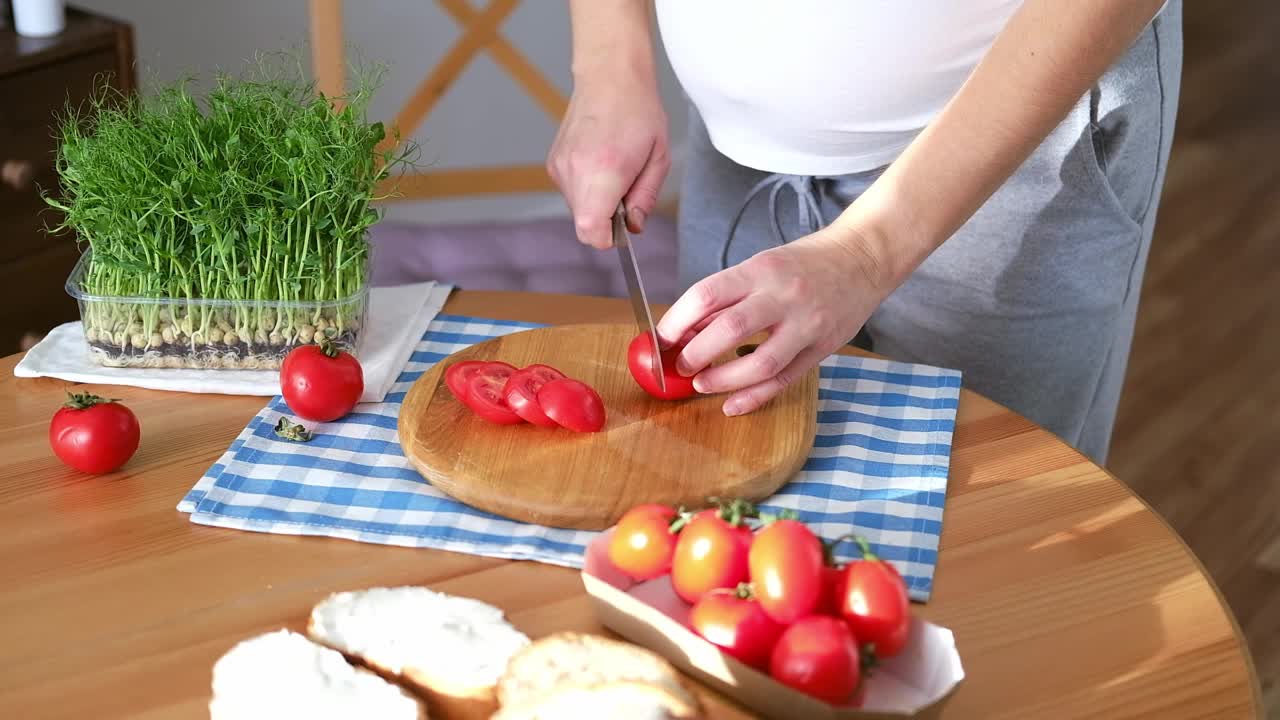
[{"x1": 179, "y1": 314, "x2": 962, "y2": 602}]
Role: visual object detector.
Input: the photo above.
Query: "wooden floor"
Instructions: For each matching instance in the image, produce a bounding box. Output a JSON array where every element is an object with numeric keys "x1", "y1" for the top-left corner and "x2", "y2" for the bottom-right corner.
[{"x1": 1107, "y1": 1, "x2": 1280, "y2": 716}]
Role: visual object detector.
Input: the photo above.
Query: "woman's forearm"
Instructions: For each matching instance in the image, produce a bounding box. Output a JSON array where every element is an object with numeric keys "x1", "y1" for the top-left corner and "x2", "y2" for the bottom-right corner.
[
  {"x1": 568, "y1": 0, "x2": 657, "y2": 86},
  {"x1": 833, "y1": 0, "x2": 1167, "y2": 289}
]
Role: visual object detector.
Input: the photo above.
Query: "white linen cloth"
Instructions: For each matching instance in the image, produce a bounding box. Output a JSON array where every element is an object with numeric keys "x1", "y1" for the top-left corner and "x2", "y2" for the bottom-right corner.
[{"x1": 14, "y1": 282, "x2": 453, "y2": 403}]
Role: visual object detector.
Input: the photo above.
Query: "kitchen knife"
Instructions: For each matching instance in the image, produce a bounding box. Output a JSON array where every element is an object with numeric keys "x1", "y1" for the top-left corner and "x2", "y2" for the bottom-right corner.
[{"x1": 613, "y1": 202, "x2": 666, "y2": 392}]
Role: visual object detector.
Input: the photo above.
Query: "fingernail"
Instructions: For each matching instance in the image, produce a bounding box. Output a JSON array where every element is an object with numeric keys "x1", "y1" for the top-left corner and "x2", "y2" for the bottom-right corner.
[
  {"x1": 628, "y1": 207, "x2": 646, "y2": 232},
  {"x1": 692, "y1": 376, "x2": 708, "y2": 393},
  {"x1": 723, "y1": 398, "x2": 745, "y2": 416}
]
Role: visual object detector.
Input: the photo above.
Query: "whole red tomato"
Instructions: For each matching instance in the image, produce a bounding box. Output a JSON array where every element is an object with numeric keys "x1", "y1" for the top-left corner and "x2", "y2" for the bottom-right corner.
[
  {"x1": 769, "y1": 615, "x2": 862, "y2": 705},
  {"x1": 689, "y1": 590, "x2": 784, "y2": 670},
  {"x1": 49, "y1": 392, "x2": 140, "y2": 474},
  {"x1": 836, "y1": 536, "x2": 912, "y2": 658},
  {"x1": 280, "y1": 337, "x2": 364, "y2": 422},
  {"x1": 748, "y1": 519, "x2": 824, "y2": 624},
  {"x1": 671, "y1": 509, "x2": 753, "y2": 604},
  {"x1": 627, "y1": 332, "x2": 696, "y2": 401},
  {"x1": 815, "y1": 563, "x2": 847, "y2": 616},
  {"x1": 608, "y1": 504, "x2": 679, "y2": 580}
]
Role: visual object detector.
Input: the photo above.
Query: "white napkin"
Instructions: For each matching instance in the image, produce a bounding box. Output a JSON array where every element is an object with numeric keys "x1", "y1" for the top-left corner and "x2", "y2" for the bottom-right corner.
[{"x1": 14, "y1": 282, "x2": 453, "y2": 402}]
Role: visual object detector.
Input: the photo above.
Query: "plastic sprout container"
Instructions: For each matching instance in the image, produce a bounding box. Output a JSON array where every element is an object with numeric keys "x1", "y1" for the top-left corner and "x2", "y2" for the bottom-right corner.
[{"x1": 65, "y1": 252, "x2": 368, "y2": 370}]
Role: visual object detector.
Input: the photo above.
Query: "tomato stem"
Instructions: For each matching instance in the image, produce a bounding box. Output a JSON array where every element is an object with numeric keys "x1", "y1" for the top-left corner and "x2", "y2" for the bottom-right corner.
[
  {"x1": 316, "y1": 333, "x2": 341, "y2": 359},
  {"x1": 704, "y1": 582, "x2": 756, "y2": 601},
  {"x1": 753, "y1": 507, "x2": 800, "y2": 527},
  {"x1": 860, "y1": 642, "x2": 880, "y2": 677},
  {"x1": 707, "y1": 496, "x2": 758, "y2": 527},
  {"x1": 668, "y1": 505, "x2": 694, "y2": 534},
  {"x1": 820, "y1": 539, "x2": 840, "y2": 568},
  {"x1": 62, "y1": 391, "x2": 120, "y2": 410},
  {"x1": 273, "y1": 416, "x2": 313, "y2": 442},
  {"x1": 828, "y1": 533, "x2": 880, "y2": 562}
]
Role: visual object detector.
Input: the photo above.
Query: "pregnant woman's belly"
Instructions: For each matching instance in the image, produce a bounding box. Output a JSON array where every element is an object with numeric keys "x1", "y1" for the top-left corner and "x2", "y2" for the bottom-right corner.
[{"x1": 654, "y1": 0, "x2": 1024, "y2": 175}]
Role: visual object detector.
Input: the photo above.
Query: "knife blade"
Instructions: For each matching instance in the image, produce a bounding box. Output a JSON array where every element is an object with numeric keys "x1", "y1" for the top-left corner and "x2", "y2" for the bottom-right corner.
[{"x1": 613, "y1": 202, "x2": 666, "y2": 392}]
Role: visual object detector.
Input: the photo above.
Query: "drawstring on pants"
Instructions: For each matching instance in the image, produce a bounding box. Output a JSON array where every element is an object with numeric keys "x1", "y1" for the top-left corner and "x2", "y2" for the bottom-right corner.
[{"x1": 718, "y1": 173, "x2": 824, "y2": 271}]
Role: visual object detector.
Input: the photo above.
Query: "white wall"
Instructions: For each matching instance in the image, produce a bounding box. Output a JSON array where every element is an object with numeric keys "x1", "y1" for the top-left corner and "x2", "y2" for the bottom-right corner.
[{"x1": 76, "y1": 0, "x2": 689, "y2": 226}]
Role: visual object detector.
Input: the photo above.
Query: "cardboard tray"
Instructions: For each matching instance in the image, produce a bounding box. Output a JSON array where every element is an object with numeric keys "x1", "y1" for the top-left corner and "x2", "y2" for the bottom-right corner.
[{"x1": 581, "y1": 531, "x2": 964, "y2": 719}]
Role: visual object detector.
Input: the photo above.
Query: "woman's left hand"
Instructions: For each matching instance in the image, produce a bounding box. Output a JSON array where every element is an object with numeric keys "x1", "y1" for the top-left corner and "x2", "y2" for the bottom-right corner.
[{"x1": 656, "y1": 229, "x2": 893, "y2": 416}]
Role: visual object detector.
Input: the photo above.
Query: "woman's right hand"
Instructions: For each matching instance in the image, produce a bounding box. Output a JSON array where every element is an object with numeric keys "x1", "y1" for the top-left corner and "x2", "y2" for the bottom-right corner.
[{"x1": 547, "y1": 72, "x2": 670, "y2": 249}]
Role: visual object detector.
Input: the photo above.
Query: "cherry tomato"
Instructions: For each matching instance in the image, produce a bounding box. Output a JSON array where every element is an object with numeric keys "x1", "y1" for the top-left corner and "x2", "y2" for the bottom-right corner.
[
  {"x1": 607, "y1": 504, "x2": 679, "y2": 580},
  {"x1": 536, "y1": 378, "x2": 606, "y2": 432},
  {"x1": 49, "y1": 392, "x2": 141, "y2": 474},
  {"x1": 444, "y1": 360, "x2": 487, "y2": 401},
  {"x1": 690, "y1": 591, "x2": 784, "y2": 670},
  {"x1": 280, "y1": 338, "x2": 364, "y2": 422},
  {"x1": 769, "y1": 615, "x2": 862, "y2": 705},
  {"x1": 837, "y1": 537, "x2": 912, "y2": 658},
  {"x1": 464, "y1": 362, "x2": 524, "y2": 425},
  {"x1": 671, "y1": 509, "x2": 753, "y2": 605},
  {"x1": 815, "y1": 564, "x2": 847, "y2": 616},
  {"x1": 627, "y1": 332, "x2": 696, "y2": 401},
  {"x1": 503, "y1": 364, "x2": 566, "y2": 428},
  {"x1": 748, "y1": 519, "x2": 824, "y2": 624}
]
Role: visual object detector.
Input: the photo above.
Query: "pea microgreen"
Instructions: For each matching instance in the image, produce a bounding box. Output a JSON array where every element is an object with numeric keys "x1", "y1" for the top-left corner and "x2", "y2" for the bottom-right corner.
[{"x1": 43, "y1": 51, "x2": 418, "y2": 369}]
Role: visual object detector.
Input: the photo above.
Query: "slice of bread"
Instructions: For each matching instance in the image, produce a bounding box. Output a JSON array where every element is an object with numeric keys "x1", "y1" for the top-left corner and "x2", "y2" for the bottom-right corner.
[
  {"x1": 209, "y1": 629, "x2": 425, "y2": 720},
  {"x1": 307, "y1": 586, "x2": 530, "y2": 720},
  {"x1": 496, "y1": 632, "x2": 702, "y2": 718},
  {"x1": 492, "y1": 680, "x2": 702, "y2": 720}
]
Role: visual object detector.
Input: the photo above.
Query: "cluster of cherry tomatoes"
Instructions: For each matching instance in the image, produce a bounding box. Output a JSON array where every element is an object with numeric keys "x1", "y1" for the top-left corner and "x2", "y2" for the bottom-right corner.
[
  {"x1": 607, "y1": 499, "x2": 912, "y2": 707},
  {"x1": 445, "y1": 360, "x2": 606, "y2": 433}
]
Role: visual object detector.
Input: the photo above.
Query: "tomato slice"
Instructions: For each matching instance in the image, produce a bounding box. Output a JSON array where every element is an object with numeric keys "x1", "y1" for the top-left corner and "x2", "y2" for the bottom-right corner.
[
  {"x1": 536, "y1": 378, "x2": 606, "y2": 432},
  {"x1": 464, "y1": 362, "x2": 524, "y2": 425},
  {"x1": 503, "y1": 364, "x2": 566, "y2": 428},
  {"x1": 444, "y1": 360, "x2": 487, "y2": 401}
]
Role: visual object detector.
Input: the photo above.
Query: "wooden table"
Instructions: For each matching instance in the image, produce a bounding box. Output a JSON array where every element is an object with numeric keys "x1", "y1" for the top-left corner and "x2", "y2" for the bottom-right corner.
[{"x1": 0, "y1": 290, "x2": 1262, "y2": 719}]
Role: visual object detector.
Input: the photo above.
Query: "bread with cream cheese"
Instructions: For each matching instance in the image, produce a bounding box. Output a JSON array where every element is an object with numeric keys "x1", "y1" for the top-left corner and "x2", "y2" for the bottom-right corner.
[
  {"x1": 307, "y1": 586, "x2": 530, "y2": 720},
  {"x1": 208, "y1": 629, "x2": 425, "y2": 720}
]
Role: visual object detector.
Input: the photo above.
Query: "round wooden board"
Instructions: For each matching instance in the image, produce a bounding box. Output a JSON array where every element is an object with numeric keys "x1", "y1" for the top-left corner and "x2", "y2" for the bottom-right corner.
[{"x1": 397, "y1": 323, "x2": 819, "y2": 530}]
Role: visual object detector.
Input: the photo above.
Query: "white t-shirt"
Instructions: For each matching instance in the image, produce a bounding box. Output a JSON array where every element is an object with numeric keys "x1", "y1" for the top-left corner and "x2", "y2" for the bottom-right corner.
[{"x1": 654, "y1": 1, "x2": 1026, "y2": 176}]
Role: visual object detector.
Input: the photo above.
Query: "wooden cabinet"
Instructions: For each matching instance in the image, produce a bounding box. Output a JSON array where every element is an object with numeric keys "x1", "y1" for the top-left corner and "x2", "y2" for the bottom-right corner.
[{"x1": 0, "y1": 6, "x2": 134, "y2": 356}]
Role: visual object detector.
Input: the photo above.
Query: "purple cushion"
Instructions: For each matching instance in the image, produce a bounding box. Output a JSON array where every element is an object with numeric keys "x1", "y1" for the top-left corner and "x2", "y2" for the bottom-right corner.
[{"x1": 368, "y1": 215, "x2": 680, "y2": 304}]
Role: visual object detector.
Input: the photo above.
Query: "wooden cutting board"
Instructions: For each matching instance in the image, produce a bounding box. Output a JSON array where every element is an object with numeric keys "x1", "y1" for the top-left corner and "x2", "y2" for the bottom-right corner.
[{"x1": 398, "y1": 323, "x2": 818, "y2": 530}]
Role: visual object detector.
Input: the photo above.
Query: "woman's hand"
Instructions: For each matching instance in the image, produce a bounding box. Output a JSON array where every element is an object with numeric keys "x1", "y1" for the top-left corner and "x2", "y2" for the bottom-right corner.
[
  {"x1": 656, "y1": 229, "x2": 893, "y2": 416},
  {"x1": 547, "y1": 74, "x2": 669, "y2": 249}
]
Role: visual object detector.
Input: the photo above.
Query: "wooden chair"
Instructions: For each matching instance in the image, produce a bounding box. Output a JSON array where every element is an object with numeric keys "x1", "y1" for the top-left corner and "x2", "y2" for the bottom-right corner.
[{"x1": 307, "y1": 0, "x2": 568, "y2": 202}]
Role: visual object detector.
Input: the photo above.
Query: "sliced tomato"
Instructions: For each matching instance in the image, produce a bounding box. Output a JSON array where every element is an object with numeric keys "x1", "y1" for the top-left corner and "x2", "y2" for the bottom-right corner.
[
  {"x1": 503, "y1": 364, "x2": 566, "y2": 428},
  {"x1": 444, "y1": 360, "x2": 487, "y2": 401},
  {"x1": 464, "y1": 362, "x2": 524, "y2": 425},
  {"x1": 537, "y1": 378, "x2": 606, "y2": 432}
]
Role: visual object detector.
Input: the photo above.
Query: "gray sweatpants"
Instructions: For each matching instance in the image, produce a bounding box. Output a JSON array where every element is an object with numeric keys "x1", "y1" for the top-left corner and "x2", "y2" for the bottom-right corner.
[{"x1": 673, "y1": 3, "x2": 1183, "y2": 466}]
